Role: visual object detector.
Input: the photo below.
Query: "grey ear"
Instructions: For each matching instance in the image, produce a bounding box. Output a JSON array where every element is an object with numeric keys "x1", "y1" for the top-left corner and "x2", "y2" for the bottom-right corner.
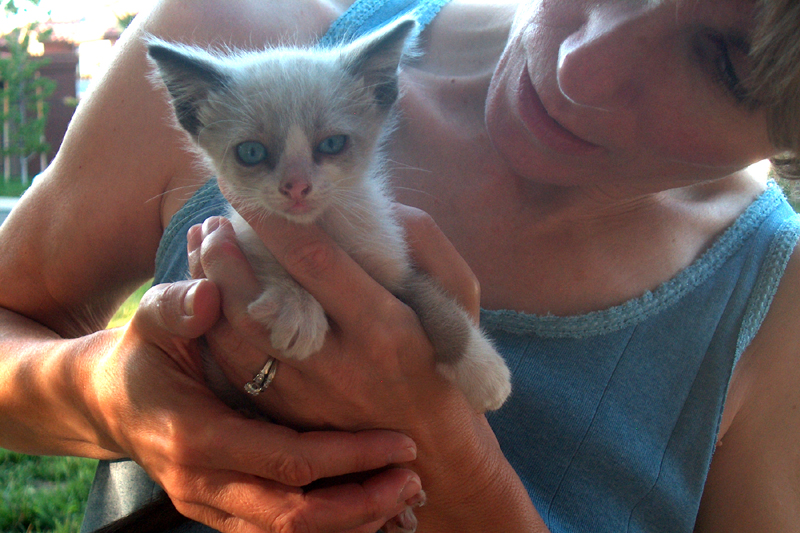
[
  {"x1": 147, "y1": 40, "x2": 230, "y2": 137},
  {"x1": 341, "y1": 18, "x2": 417, "y2": 107}
]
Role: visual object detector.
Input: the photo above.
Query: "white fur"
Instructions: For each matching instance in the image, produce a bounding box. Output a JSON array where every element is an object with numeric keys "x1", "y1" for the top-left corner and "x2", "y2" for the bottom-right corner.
[{"x1": 150, "y1": 18, "x2": 512, "y2": 414}]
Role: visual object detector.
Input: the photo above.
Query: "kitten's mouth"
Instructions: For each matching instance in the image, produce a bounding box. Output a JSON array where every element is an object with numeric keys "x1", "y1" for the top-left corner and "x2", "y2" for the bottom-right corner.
[
  {"x1": 281, "y1": 200, "x2": 322, "y2": 223},
  {"x1": 288, "y1": 201, "x2": 312, "y2": 213}
]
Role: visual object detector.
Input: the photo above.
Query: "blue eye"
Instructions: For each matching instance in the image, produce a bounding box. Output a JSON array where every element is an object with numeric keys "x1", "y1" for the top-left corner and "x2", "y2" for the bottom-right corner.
[
  {"x1": 236, "y1": 141, "x2": 268, "y2": 166},
  {"x1": 317, "y1": 135, "x2": 347, "y2": 155}
]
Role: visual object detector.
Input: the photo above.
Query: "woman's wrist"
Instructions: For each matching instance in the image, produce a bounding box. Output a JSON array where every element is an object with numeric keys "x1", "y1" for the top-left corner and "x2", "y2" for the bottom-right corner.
[
  {"x1": 0, "y1": 307, "x2": 127, "y2": 459},
  {"x1": 78, "y1": 325, "x2": 140, "y2": 458},
  {"x1": 408, "y1": 394, "x2": 547, "y2": 532}
]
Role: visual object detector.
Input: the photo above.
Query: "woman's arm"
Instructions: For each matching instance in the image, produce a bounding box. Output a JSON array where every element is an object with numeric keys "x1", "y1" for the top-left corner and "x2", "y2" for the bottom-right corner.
[
  {"x1": 695, "y1": 247, "x2": 800, "y2": 532},
  {"x1": 0, "y1": 276, "x2": 421, "y2": 532},
  {"x1": 0, "y1": 0, "x2": 192, "y2": 458},
  {"x1": 0, "y1": 1, "x2": 424, "y2": 531},
  {"x1": 0, "y1": 0, "x2": 354, "y2": 333}
]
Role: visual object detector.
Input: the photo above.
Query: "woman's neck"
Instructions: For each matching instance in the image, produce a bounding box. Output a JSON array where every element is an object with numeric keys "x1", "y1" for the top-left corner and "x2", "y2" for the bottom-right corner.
[{"x1": 392, "y1": 1, "x2": 769, "y2": 315}]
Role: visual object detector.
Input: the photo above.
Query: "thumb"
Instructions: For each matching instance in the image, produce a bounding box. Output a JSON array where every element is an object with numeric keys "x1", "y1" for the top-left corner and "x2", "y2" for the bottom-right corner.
[{"x1": 133, "y1": 279, "x2": 221, "y2": 341}]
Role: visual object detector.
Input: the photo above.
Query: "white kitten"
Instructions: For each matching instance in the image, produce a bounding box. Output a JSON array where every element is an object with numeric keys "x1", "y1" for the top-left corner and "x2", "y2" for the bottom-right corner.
[{"x1": 148, "y1": 19, "x2": 511, "y2": 414}]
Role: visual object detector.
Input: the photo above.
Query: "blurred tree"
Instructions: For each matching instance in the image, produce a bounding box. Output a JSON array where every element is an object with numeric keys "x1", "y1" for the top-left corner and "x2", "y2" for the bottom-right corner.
[
  {"x1": 1, "y1": 0, "x2": 55, "y2": 184},
  {"x1": 2, "y1": 0, "x2": 41, "y2": 15},
  {"x1": 116, "y1": 13, "x2": 137, "y2": 31}
]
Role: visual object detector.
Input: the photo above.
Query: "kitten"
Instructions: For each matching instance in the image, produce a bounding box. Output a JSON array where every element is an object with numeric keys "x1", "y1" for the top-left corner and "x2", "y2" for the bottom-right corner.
[
  {"x1": 94, "y1": 18, "x2": 511, "y2": 533},
  {"x1": 150, "y1": 18, "x2": 511, "y2": 414}
]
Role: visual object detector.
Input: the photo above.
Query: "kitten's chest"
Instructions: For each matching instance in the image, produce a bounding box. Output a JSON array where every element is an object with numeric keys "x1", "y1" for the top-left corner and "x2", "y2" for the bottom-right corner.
[{"x1": 319, "y1": 202, "x2": 411, "y2": 292}]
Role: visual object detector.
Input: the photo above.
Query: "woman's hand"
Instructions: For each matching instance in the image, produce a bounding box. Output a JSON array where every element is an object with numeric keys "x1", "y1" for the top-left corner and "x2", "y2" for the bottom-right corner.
[
  {"x1": 89, "y1": 278, "x2": 423, "y2": 533},
  {"x1": 189, "y1": 213, "x2": 472, "y2": 433},
  {"x1": 188, "y1": 207, "x2": 543, "y2": 532},
  {"x1": 189, "y1": 204, "x2": 546, "y2": 532}
]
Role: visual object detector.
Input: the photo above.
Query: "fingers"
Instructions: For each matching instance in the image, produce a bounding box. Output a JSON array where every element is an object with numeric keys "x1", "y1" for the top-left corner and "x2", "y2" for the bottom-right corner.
[
  {"x1": 171, "y1": 467, "x2": 420, "y2": 533},
  {"x1": 127, "y1": 279, "x2": 220, "y2": 379},
  {"x1": 187, "y1": 223, "x2": 206, "y2": 279},
  {"x1": 151, "y1": 415, "x2": 420, "y2": 532},
  {"x1": 122, "y1": 220, "x2": 429, "y2": 533},
  {"x1": 133, "y1": 279, "x2": 221, "y2": 340},
  {"x1": 223, "y1": 201, "x2": 478, "y2": 335},
  {"x1": 190, "y1": 218, "x2": 276, "y2": 354},
  {"x1": 231, "y1": 212, "x2": 401, "y2": 332},
  {"x1": 198, "y1": 420, "x2": 417, "y2": 484},
  {"x1": 299, "y1": 468, "x2": 422, "y2": 532},
  {"x1": 120, "y1": 378, "x2": 421, "y2": 532}
]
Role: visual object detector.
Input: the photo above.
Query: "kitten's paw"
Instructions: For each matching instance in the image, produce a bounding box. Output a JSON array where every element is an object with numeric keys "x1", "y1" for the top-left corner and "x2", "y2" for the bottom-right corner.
[
  {"x1": 381, "y1": 506, "x2": 419, "y2": 533},
  {"x1": 248, "y1": 285, "x2": 329, "y2": 360},
  {"x1": 437, "y1": 328, "x2": 512, "y2": 412}
]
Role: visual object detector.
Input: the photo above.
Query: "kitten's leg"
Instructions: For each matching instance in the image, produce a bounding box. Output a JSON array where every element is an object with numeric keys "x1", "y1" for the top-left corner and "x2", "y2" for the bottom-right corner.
[
  {"x1": 248, "y1": 275, "x2": 330, "y2": 360},
  {"x1": 230, "y1": 214, "x2": 329, "y2": 360},
  {"x1": 381, "y1": 506, "x2": 419, "y2": 533},
  {"x1": 435, "y1": 321, "x2": 512, "y2": 412},
  {"x1": 398, "y1": 271, "x2": 512, "y2": 412}
]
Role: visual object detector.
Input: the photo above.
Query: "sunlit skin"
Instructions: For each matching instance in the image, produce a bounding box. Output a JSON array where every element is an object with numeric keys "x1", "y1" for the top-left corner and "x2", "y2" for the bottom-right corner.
[{"x1": 485, "y1": 0, "x2": 776, "y2": 193}]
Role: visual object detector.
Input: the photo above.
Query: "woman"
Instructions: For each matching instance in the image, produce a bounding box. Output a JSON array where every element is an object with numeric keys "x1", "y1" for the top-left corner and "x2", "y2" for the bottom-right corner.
[{"x1": 0, "y1": 0, "x2": 798, "y2": 531}]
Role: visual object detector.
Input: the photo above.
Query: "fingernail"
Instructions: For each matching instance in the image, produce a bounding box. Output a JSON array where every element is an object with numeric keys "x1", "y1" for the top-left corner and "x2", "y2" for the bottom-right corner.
[
  {"x1": 187, "y1": 224, "x2": 201, "y2": 253},
  {"x1": 202, "y1": 217, "x2": 221, "y2": 237},
  {"x1": 184, "y1": 280, "x2": 201, "y2": 316},
  {"x1": 390, "y1": 445, "x2": 417, "y2": 464},
  {"x1": 406, "y1": 489, "x2": 427, "y2": 508},
  {"x1": 397, "y1": 476, "x2": 422, "y2": 505}
]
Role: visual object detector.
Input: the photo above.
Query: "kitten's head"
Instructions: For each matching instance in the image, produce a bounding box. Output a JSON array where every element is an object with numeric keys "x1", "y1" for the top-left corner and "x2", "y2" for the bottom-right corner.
[{"x1": 148, "y1": 18, "x2": 415, "y2": 223}]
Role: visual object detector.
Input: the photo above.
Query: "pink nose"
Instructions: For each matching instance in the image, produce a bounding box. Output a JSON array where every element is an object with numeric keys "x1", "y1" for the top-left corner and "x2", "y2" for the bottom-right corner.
[{"x1": 279, "y1": 180, "x2": 311, "y2": 201}]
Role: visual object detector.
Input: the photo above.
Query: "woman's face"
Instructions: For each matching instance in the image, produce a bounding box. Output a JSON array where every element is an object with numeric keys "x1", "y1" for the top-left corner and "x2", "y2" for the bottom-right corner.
[{"x1": 485, "y1": 0, "x2": 778, "y2": 191}]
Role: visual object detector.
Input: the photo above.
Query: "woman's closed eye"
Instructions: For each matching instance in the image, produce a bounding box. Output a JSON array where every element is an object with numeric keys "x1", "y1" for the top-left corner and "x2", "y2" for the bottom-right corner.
[{"x1": 693, "y1": 29, "x2": 753, "y2": 105}]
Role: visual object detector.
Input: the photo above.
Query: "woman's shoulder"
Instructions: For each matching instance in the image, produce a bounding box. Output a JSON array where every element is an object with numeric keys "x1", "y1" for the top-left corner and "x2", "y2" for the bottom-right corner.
[
  {"x1": 411, "y1": 0, "x2": 516, "y2": 76},
  {"x1": 698, "y1": 237, "x2": 800, "y2": 530},
  {"x1": 141, "y1": 0, "x2": 357, "y2": 49}
]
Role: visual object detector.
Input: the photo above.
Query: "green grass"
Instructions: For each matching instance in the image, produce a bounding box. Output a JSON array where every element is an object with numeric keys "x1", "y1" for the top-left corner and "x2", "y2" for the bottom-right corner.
[
  {"x1": 0, "y1": 179, "x2": 32, "y2": 198},
  {"x1": 107, "y1": 282, "x2": 151, "y2": 329},
  {"x1": 0, "y1": 449, "x2": 98, "y2": 533},
  {"x1": 1, "y1": 285, "x2": 150, "y2": 532},
  {"x1": 778, "y1": 178, "x2": 800, "y2": 212}
]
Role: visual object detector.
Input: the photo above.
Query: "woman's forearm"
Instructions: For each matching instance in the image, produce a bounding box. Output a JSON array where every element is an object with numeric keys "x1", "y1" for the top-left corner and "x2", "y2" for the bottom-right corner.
[{"x1": 0, "y1": 306, "x2": 124, "y2": 459}]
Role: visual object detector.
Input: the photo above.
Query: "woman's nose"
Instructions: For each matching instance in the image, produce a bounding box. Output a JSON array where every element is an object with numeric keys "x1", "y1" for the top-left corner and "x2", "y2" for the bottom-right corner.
[{"x1": 557, "y1": 7, "x2": 654, "y2": 111}]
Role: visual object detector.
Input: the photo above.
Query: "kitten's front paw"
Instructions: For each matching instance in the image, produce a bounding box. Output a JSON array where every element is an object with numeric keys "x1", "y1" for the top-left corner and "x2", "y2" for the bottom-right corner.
[
  {"x1": 247, "y1": 284, "x2": 329, "y2": 360},
  {"x1": 437, "y1": 328, "x2": 512, "y2": 413},
  {"x1": 381, "y1": 506, "x2": 419, "y2": 533}
]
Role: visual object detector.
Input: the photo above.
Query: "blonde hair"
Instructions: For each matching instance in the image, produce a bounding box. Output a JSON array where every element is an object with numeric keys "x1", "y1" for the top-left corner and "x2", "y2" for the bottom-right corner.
[{"x1": 748, "y1": 0, "x2": 800, "y2": 179}]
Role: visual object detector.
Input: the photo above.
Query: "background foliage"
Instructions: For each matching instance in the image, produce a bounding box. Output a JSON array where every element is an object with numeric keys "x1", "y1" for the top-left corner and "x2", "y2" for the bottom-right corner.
[
  {"x1": 0, "y1": 288, "x2": 147, "y2": 532},
  {"x1": 1, "y1": 0, "x2": 55, "y2": 184},
  {"x1": 0, "y1": 450, "x2": 97, "y2": 533}
]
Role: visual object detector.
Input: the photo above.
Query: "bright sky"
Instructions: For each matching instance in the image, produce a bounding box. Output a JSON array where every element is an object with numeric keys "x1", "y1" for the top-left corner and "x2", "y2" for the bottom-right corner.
[
  {"x1": 2, "y1": 0, "x2": 147, "y2": 38},
  {"x1": 2, "y1": 0, "x2": 150, "y2": 84}
]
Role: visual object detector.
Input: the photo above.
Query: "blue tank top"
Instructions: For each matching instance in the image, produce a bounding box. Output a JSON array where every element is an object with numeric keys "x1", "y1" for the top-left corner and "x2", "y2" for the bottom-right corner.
[
  {"x1": 482, "y1": 180, "x2": 800, "y2": 532},
  {"x1": 81, "y1": 1, "x2": 800, "y2": 531}
]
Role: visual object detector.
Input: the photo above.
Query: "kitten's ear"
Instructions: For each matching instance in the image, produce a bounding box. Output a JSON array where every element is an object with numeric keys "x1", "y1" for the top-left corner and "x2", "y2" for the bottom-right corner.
[
  {"x1": 146, "y1": 39, "x2": 230, "y2": 137},
  {"x1": 341, "y1": 18, "x2": 417, "y2": 107}
]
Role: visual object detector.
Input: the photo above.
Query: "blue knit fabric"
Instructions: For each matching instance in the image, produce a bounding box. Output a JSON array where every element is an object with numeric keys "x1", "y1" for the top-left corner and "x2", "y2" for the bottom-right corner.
[
  {"x1": 81, "y1": 0, "x2": 800, "y2": 530},
  {"x1": 482, "y1": 182, "x2": 800, "y2": 532},
  {"x1": 319, "y1": 0, "x2": 450, "y2": 46}
]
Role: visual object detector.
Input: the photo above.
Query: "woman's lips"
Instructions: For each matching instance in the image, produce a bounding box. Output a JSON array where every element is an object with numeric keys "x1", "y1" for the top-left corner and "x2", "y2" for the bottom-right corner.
[{"x1": 516, "y1": 66, "x2": 601, "y2": 155}]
